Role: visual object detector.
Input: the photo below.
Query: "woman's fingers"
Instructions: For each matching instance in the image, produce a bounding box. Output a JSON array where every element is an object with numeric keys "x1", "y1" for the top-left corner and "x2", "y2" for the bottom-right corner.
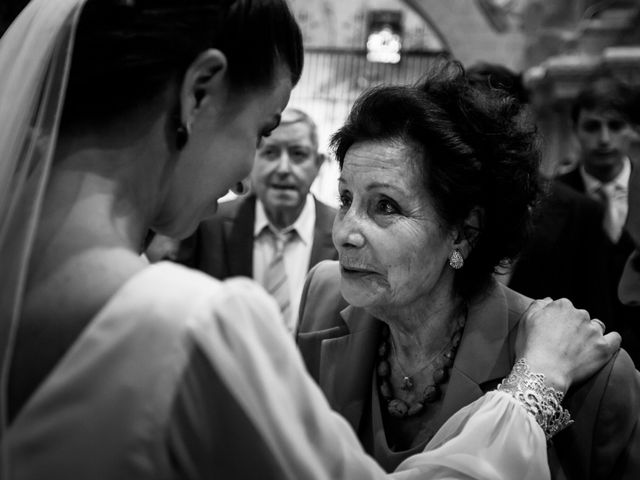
[{"x1": 517, "y1": 298, "x2": 622, "y2": 391}]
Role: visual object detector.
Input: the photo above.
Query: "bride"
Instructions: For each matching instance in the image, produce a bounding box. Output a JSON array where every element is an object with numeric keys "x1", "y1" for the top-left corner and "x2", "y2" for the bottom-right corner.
[{"x1": 0, "y1": 1, "x2": 619, "y2": 479}]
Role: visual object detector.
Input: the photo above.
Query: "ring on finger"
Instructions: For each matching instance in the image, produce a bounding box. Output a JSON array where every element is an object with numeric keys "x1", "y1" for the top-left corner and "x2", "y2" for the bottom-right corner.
[{"x1": 591, "y1": 318, "x2": 606, "y2": 334}]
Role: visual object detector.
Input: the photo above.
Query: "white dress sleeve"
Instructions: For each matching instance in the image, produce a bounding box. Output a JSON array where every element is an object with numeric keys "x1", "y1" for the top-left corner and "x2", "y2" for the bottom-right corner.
[
  {"x1": 186, "y1": 277, "x2": 549, "y2": 480},
  {"x1": 392, "y1": 391, "x2": 548, "y2": 480}
]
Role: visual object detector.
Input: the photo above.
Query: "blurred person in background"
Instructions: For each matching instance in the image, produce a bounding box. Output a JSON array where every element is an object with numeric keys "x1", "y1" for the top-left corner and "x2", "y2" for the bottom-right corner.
[
  {"x1": 466, "y1": 62, "x2": 614, "y2": 333},
  {"x1": 556, "y1": 75, "x2": 640, "y2": 363},
  {"x1": 619, "y1": 85, "x2": 640, "y2": 307},
  {"x1": 182, "y1": 107, "x2": 337, "y2": 332},
  {"x1": 618, "y1": 131, "x2": 640, "y2": 308}
]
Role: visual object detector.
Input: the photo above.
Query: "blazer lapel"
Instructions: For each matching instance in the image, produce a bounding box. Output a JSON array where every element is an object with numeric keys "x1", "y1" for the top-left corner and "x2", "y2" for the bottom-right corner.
[
  {"x1": 226, "y1": 197, "x2": 255, "y2": 277},
  {"x1": 308, "y1": 199, "x2": 337, "y2": 270},
  {"x1": 299, "y1": 282, "x2": 521, "y2": 439},
  {"x1": 318, "y1": 306, "x2": 380, "y2": 431},
  {"x1": 431, "y1": 285, "x2": 516, "y2": 434}
]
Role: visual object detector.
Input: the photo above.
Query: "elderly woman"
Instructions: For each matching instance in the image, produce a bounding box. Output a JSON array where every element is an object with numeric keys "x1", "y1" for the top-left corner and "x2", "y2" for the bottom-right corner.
[{"x1": 297, "y1": 61, "x2": 640, "y2": 478}]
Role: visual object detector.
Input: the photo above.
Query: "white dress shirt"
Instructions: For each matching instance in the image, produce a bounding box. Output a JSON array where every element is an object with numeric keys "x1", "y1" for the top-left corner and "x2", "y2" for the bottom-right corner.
[
  {"x1": 253, "y1": 194, "x2": 316, "y2": 332},
  {"x1": 581, "y1": 158, "x2": 630, "y2": 243}
]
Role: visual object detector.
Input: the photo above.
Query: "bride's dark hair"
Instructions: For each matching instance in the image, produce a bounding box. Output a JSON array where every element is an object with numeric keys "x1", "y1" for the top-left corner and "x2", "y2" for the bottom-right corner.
[{"x1": 61, "y1": 0, "x2": 303, "y2": 127}]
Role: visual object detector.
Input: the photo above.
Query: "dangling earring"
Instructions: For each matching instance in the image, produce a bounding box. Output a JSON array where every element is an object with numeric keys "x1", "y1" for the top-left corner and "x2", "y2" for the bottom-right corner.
[
  {"x1": 176, "y1": 123, "x2": 190, "y2": 150},
  {"x1": 449, "y1": 249, "x2": 464, "y2": 269}
]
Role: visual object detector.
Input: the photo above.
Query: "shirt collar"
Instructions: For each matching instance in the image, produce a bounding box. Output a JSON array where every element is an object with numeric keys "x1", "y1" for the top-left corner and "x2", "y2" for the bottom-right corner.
[
  {"x1": 254, "y1": 194, "x2": 316, "y2": 246},
  {"x1": 580, "y1": 157, "x2": 631, "y2": 195}
]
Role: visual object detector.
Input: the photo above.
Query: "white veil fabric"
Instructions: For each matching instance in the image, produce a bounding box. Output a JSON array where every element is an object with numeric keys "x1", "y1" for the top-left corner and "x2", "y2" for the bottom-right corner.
[{"x1": 0, "y1": 0, "x2": 87, "y2": 471}]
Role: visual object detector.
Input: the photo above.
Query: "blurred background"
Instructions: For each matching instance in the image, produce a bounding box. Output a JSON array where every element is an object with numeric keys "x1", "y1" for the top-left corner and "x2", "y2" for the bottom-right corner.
[
  {"x1": 3, "y1": 0, "x2": 640, "y2": 205},
  {"x1": 282, "y1": 0, "x2": 640, "y2": 205}
]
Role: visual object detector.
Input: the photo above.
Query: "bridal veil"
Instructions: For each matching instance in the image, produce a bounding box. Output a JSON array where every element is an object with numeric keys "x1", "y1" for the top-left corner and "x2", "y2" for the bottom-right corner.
[{"x1": 0, "y1": 0, "x2": 87, "y2": 472}]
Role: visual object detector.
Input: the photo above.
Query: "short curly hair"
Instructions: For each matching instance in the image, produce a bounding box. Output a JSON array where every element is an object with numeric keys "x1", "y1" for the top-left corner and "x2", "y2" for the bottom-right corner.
[{"x1": 331, "y1": 59, "x2": 541, "y2": 299}]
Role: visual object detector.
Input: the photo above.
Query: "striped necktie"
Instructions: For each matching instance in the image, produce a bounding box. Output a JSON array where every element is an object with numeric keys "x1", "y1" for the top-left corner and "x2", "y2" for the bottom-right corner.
[{"x1": 264, "y1": 229, "x2": 294, "y2": 330}]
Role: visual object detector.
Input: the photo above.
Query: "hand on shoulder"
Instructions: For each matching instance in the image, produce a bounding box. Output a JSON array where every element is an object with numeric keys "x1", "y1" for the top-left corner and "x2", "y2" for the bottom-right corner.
[{"x1": 515, "y1": 298, "x2": 621, "y2": 391}]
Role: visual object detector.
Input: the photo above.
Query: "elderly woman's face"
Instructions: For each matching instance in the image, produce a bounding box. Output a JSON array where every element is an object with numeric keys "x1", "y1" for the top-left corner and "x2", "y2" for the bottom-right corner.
[{"x1": 333, "y1": 139, "x2": 456, "y2": 312}]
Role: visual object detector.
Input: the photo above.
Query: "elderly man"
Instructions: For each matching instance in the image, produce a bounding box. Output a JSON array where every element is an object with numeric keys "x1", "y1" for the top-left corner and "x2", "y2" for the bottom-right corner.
[{"x1": 184, "y1": 107, "x2": 337, "y2": 332}]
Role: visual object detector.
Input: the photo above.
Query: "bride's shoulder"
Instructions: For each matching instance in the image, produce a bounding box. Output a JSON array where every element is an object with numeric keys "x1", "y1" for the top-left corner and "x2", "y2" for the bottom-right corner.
[{"x1": 117, "y1": 262, "x2": 284, "y2": 339}]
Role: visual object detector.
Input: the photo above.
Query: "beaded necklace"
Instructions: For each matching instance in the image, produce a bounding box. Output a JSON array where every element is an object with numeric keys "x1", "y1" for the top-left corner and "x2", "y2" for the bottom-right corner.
[{"x1": 376, "y1": 311, "x2": 467, "y2": 418}]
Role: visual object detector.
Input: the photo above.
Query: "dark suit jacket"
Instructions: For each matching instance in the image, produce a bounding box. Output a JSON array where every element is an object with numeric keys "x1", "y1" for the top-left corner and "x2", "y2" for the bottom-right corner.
[
  {"x1": 509, "y1": 181, "x2": 613, "y2": 322},
  {"x1": 183, "y1": 195, "x2": 337, "y2": 279},
  {"x1": 557, "y1": 167, "x2": 640, "y2": 365},
  {"x1": 297, "y1": 260, "x2": 640, "y2": 479}
]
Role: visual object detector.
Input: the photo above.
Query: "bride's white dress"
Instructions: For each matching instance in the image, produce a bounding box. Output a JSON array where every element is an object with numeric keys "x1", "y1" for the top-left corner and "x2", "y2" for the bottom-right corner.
[{"x1": 5, "y1": 263, "x2": 548, "y2": 479}]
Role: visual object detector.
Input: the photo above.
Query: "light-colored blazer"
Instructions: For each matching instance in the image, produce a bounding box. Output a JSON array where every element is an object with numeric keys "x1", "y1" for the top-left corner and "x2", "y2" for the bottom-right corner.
[{"x1": 296, "y1": 260, "x2": 640, "y2": 480}]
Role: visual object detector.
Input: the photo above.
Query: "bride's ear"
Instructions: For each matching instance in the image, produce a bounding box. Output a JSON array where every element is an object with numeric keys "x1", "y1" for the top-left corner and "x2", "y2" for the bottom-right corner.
[{"x1": 178, "y1": 49, "x2": 228, "y2": 129}]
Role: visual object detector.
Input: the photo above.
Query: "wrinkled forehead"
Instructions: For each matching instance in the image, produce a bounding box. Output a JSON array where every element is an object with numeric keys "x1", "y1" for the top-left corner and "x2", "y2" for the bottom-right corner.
[
  {"x1": 266, "y1": 120, "x2": 315, "y2": 147},
  {"x1": 276, "y1": 110, "x2": 318, "y2": 148}
]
